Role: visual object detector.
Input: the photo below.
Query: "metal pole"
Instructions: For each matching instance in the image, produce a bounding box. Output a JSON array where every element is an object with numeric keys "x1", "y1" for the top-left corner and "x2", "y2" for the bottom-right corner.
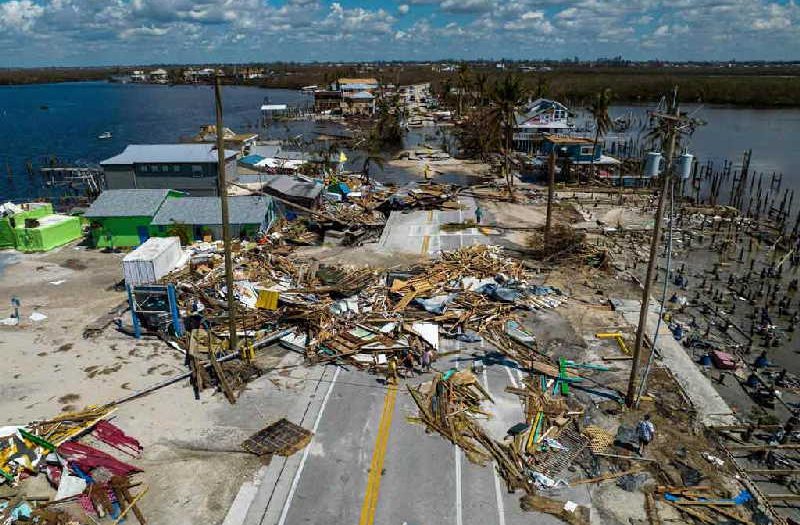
[
  {"x1": 214, "y1": 75, "x2": 239, "y2": 354},
  {"x1": 545, "y1": 150, "x2": 556, "y2": 243},
  {"x1": 626, "y1": 91, "x2": 679, "y2": 407}
]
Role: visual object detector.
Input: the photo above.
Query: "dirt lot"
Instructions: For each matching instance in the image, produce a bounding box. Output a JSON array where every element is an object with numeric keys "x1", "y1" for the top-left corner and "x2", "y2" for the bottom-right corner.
[{"x1": 0, "y1": 245, "x2": 313, "y2": 525}]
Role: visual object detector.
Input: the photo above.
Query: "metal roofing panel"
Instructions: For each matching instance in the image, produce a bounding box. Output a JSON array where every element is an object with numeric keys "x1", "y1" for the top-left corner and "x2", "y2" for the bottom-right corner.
[
  {"x1": 151, "y1": 195, "x2": 271, "y2": 226},
  {"x1": 84, "y1": 189, "x2": 172, "y2": 218},
  {"x1": 264, "y1": 176, "x2": 323, "y2": 200},
  {"x1": 100, "y1": 144, "x2": 238, "y2": 166}
]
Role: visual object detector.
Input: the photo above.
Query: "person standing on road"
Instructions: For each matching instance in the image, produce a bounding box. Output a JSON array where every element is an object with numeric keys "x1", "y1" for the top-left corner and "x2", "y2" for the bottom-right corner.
[
  {"x1": 636, "y1": 414, "x2": 656, "y2": 456},
  {"x1": 475, "y1": 205, "x2": 483, "y2": 225},
  {"x1": 421, "y1": 348, "x2": 432, "y2": 372},
  {"x1": 387, "y1": 356, "x2": 399, "y2": 385}
]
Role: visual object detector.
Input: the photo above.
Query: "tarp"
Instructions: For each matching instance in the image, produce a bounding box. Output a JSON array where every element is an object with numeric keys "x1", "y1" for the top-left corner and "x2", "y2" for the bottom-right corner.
[{"x1": 414, "y1": 294, "x2": 456, "y2": 314}]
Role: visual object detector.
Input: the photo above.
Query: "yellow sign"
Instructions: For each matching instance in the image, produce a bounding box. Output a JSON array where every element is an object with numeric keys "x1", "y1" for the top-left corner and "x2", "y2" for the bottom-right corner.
[{"x1": 256, "y1": 289, "x2": 280, "y2": 310}]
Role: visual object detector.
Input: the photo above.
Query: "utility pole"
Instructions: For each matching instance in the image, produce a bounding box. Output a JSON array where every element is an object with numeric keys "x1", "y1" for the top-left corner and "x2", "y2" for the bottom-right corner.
[
  {"x1": 545, "y1": 150, "x2": 556, "y2": 243},
  {"x1": 626, "y1": 88, "x2": 680, "y2": 407},
  {"x1": 214, "y1": 74, "x2": 239, "y2": 356}
]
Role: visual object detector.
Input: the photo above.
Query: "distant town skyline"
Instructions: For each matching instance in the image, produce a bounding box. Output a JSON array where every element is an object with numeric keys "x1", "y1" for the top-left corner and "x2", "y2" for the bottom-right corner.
[{"x1": 1, "y1": 0, "x2": 798, "y2": 67}]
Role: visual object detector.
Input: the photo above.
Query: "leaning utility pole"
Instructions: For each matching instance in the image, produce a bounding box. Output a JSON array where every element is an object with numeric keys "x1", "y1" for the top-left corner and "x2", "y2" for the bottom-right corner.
[
  {"x1": 545, "y1": 150, "x2": 556, "y2": 243},
  {"x1": 214, "y1": 74, "x2": 239, "y2": 355},
  {"x1": 625, "y1": 88, "x2": 680, "y2": 407}
]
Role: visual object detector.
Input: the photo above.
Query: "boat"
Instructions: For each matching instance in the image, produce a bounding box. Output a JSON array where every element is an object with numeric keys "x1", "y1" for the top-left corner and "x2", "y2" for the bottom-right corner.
[{"x1": 98, "y1": 131, "x2": 112, "y2": 140}]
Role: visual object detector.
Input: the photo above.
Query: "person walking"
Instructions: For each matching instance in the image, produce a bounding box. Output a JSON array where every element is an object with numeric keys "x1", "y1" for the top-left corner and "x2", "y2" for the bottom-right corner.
[
  {"x1": 475, "y1": 205, "x2": 483, "y2": 225},
  {"x1": 636, "y1": 414, "x2": 656, "y2": 456},
  {"x1": 387, "y1": 356, "x2": 399, "y2": 385},
  {"x1": 421, "y1": 348, "x2": 433, "y2": 372}
]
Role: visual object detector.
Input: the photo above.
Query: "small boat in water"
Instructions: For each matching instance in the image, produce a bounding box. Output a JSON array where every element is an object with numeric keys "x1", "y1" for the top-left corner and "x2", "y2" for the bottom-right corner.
[{"x1": 98, "y1": 131, "x2": 112, "y2": 139}]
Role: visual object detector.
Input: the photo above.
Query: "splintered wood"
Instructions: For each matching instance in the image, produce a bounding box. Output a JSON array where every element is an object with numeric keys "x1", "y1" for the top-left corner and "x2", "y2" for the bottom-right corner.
[
  {"x1": 242, "y1": 418, "x2": 313, "y2": 457},
  {"x1": 407, "y1": 371, "x2": 529, "y2": 492}
]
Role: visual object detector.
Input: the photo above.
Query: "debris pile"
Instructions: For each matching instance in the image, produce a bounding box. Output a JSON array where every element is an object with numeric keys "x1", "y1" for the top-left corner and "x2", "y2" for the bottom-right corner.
[{"x1": 0, "y1": 407, "x2": 146, "y2": 525}]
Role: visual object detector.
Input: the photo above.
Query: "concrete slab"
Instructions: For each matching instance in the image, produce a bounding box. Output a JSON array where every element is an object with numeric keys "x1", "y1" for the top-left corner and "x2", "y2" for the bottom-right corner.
[
  {"x1": 621, "y1": 299, "x2": 737, "y2": 426},
  {"x1": 378, "y1": 196, "x2": 490, "y2": 256}
]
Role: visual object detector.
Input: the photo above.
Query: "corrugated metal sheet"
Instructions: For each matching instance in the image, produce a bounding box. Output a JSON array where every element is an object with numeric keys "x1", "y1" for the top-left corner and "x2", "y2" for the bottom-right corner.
[{"x1": 122, "y1": 236, "x2": 183, "y2": 286}]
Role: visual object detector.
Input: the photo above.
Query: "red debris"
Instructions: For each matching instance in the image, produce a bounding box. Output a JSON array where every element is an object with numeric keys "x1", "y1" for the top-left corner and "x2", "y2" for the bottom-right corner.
[
  {"x1": 92, "y1": 420, "x2": 143, "y2": 458},
  {"x1": 58, "y1": 442, "x2": 141, "y2": 477}
]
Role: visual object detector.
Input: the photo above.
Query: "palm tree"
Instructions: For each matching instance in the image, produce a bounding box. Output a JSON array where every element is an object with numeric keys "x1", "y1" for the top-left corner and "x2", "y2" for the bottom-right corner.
[
  {"x1": 473, "y1": 72, "x2": 490, "y2": 108},
  {"x1": 360, "y1": 134, "x2": 385, "y2": 184},
  {"x1": 490, "y1": 74, "x2": 528, "y2": 196},
  {"x1": 456, "y1": 63, "x2": 472, "y2": 116},
  {"x1": 587, "y1": 88, "x2": 613, "y2": 182}
]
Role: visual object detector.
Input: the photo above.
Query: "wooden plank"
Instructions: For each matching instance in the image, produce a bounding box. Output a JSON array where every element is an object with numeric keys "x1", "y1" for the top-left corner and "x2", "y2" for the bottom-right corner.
[
  {"x1": 727, "y1": 444, "x2": 800, "y2": 450},
  {"x1": 208, "y1": 330, "x2": 236, "y2": 404},
  {"x1": 745, "y1": 469, "x2": 800, "y2": 475},
  {"x1": 667, "y1": 502, "x2": 718, "y2": 525},
  {"x1": 393, "y1": 290, "x2": 418, "y2": 312},
  {"x1": 570, "y1": 466, "x2": 643, "y2": 486},
  {"x1": 765, "y1": 493, "x2": 800, "y2": 501},
  {"x1": 111, "y1": 485, "x2": 149, "y2": 525},
  {"x1": 592, "y1": 452, "x2": 658, "y2": 462}
]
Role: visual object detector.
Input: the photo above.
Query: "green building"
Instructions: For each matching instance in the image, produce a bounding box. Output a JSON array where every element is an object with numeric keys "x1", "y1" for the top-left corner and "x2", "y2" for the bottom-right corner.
[
  {"x1": 84, "y1": 189, "x2": 276, "y2": 248},
  {"x1": 84, "y1": 189, "x2": 184, "y2": 248},
  {"x1": 0, "y1": 202, "x2": 83, "y2": 252},
  {"x1": 1, "y1": 202, "x2": 51, "y2": 249},
  {"x1": 150, "y1": 195, "x2": 276, "y2": 241}
]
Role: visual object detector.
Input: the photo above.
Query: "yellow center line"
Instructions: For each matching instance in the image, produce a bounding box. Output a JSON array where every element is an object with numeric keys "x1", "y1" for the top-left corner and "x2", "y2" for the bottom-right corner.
[{"x1": 358, "y1": 386, "x2": 398, "y2": 525}]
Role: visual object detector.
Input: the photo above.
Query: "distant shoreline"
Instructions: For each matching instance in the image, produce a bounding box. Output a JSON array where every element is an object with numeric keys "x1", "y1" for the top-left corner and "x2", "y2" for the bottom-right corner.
[{"x1": 2, "y1": 64, "x2": 800, "y2": 108}]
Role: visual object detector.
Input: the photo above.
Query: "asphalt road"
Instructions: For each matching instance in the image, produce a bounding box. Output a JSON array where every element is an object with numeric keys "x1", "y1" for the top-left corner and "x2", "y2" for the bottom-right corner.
[{"x1": 234, "y1": 338, "x2": 585, "y2": 525}]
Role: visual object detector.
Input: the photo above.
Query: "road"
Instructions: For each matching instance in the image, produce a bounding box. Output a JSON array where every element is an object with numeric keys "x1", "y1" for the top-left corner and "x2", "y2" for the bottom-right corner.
[{"x1": 224, "y1": 198, "x2": 590, "y2": 525}]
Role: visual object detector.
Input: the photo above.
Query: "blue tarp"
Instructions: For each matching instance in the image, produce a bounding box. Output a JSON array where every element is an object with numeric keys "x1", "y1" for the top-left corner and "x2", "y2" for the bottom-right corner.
[
  {"x1": 328, "y1": 181, "x2": 351, "y2": 195},
  {"x1": 239, "y1": 154, "x2": 265, "y2": 166}
]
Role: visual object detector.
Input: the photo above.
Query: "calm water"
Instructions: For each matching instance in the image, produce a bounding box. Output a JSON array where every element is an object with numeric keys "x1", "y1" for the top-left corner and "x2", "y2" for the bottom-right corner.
[
  {"x1": 602, "y1": 104, "x2": 800, "y2": 178},
  {"x1": 1, "y1": 82, "x2": 799, "y2": 201}
]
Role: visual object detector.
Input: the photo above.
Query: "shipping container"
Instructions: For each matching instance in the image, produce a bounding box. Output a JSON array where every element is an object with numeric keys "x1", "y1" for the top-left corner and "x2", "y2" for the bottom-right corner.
[{"x1": 122, "y1": 236, "x2": 183, "y2": 286}]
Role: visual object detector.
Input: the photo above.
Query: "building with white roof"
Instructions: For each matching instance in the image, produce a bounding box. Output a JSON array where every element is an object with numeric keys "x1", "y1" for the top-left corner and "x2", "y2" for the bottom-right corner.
[{"x1": 100, "y1": 144, "x2": 239, "y2": 197}]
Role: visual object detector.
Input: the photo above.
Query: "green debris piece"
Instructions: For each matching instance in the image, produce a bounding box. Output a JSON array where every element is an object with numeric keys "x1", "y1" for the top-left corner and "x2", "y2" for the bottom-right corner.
[
  {"x1": 442, "y1": 368, "x2": 457, "y2": 381},
  {"x1": 18, "y1": 429, "x2": 56, "y2": 452}
]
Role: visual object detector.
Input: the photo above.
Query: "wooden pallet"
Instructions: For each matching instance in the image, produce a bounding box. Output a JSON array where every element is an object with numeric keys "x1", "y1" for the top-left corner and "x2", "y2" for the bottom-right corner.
[
  {"x1": 242, "y1": 419, "x2": 313, "y2": 457},
  {"x1": 534, "y1": 428, "x2": 589, "y2": 476}
]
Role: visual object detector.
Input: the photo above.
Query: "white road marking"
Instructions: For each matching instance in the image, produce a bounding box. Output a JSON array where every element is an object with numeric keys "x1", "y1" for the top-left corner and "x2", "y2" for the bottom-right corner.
[
  {"x1": 492, "y1": 467, "x2": 507, "y2": 525},
  {"x1": 455, "y1": 445, "x2": 463, "y2": 525},
  {"x1": 454, "y1": 341, "x2": 463, "y2": 525},
  {"x1": 482, "y1": 367, "x2": 508, "y2": 525},
  {"x1": 276, "y1": 366, "x2": 341, "y2": 525},
  {"x1": 504, "y1": 366, "x2": 519, "y2": 389}
]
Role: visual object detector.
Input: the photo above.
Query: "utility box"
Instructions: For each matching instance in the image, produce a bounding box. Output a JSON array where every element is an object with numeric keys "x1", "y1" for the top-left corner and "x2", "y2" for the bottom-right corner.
[{"x1": 123, "y1": 236, "x2": 183, "y2": 286}]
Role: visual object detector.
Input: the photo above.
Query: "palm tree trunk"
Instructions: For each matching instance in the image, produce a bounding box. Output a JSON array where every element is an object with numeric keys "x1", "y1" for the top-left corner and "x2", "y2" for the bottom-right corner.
[
  {"x1": 589, "y1": 125, "x2": 600, "y2": 185},
  {"x1": 505, "y1": 118, "x2": 514, "y2": 198}
]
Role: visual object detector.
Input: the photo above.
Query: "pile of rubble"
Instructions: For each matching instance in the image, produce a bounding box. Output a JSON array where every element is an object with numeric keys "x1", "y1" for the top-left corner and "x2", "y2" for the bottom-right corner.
[
  {"x1": 0, "y1": 408, "x2": 146, "y2": 525},
  {"x1": 162, "y1": 243, "x2": 566, "y2": 390}
]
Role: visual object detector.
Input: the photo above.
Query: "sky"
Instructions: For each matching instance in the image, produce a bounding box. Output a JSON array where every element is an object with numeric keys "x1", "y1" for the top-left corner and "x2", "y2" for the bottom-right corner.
[{"x1": 0, "y1": 0, "x2": 798, "y2": 67}]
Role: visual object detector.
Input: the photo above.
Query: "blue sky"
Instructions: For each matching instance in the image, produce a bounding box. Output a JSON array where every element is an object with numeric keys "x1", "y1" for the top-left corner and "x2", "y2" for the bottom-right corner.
[{"x1": 1, "y1": 0, "x2": 798, "y2": 66}]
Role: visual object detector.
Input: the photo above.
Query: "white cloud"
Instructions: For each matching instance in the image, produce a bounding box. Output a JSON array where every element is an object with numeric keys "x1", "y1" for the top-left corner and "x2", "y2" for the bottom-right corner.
[
  {"x1": 120, "y1": 25, "x2": 169, "y2": 39},
  {"x1": 0, "y1": 0, "x2": 45, "y2": 32},
  {"x1": 1, "y1": 0, "x2": 799, "y2": 65},
  {"x1": 440, "y1": 0, "x2": 494, "y2": 14}
]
